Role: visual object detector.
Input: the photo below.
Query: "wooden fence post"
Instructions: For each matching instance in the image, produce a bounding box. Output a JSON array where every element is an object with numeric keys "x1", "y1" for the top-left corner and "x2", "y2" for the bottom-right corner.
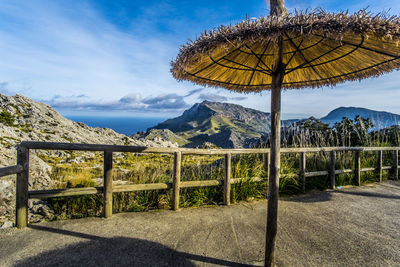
[
  {"x1": 393, "y1": 150, "x2": 398, "y2": 180},
  {"x1": 354, "y1": 151, "x2": 361, "y2": 186},
  {"x1": 377, "y1": 150, "x2": 383, "y2": 182},
  {"x1": 172, "y1": 151, "x2": 181, "y2": 211},
  {"x1": 299, "y1": 152, "x2": 306, "y2": 192},
  {"x1": 329, "y1": 151, "x2": 335, "y2": 189},
  {"x1": 103, "y1": 151, "x2": 113, "y2": 218},
  {"x1": 224, "y1": 153, "x2": 231, "y2": 205},
  {"x1": 16, "y1": 146, "x2": 29, "y2": 228}
]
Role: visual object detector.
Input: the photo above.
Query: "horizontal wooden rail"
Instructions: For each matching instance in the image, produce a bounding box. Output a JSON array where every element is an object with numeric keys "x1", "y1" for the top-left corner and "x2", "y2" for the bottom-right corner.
[
  {"x1": 302, "y1": 166, "x2": 397, "y2": 178},
  {"x1": 305, "y1": 171, "x2": 329, "y2": 177},
  {"x1": 27, "y1": 177, "x2": 268, "y2": 199},
  {"x1": 335, "y1": 169, "x2": 353, "y2": 174},
  {"x1": 231, "y1": 177, "x2": 264, "y2": 183},
  {"x1": 20, "y1": 141, "x2": 400, "y2": 154},
  {"x1": 0, "y1": 165, "x2": 23, "y2": 177},
  {"x1": 11, "y1": 141, "x2": 400, "y2": 228},
  {"x1": 181, "y1": 180, "x2": 222, "y2": 188},
  {"x1": 113, "y1": 183, "x2": 171, "y2": 192},
  {"x1": 28, "y1": 187, "x2": 103, "y2": 199},
  {"x1": 361, "y1": 167, "x2": 376, "y2": 172},
  {"x1": 21, "y1": 141, "x2": 178, "y2": 154}
]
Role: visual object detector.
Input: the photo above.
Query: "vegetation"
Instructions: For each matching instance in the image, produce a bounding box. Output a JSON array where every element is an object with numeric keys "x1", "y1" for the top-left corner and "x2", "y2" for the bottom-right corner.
[
  {"x1": 41, "y1": 116, "x2": 398, "y2": 221},
  {"x1": 0, "y1": 110, "x2": 15, "y2": 126}
]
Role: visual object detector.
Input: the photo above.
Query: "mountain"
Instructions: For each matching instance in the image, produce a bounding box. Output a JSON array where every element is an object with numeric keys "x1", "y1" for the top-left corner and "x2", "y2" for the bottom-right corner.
[
  {"x1": 320, "y1": 107, "x2": 400, "y2": 129},
  {"x1": 132, "y1": 129, "x2": 187, "y2": 146},
  {"x1": 0, "y1": 94, "x2": 177, "y2": 225},
  {"x1": 147, "y1": 103, "x2": 400, "y2": 148},
  {"x1": 150, "y1": 101, "x2": 272, "y2": 148}
]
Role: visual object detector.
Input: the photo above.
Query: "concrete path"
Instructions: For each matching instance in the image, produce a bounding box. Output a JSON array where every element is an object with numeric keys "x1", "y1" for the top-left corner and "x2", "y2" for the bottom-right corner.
[{"x1": 1, "y1": 181, "x2": 399, "y2": 266}]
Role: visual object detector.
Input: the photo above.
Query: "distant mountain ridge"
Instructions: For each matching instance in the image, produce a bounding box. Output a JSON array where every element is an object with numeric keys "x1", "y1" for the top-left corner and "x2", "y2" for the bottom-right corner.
[
  {"x1": 320, "y1": 106, "x2": 400, "y2": 128},
  {"x1": 148, "y1": 102, "x2": 400, "y2": 148},
  {"x1": 151, "y1": 101, "x2": 271, "y2": 148}
]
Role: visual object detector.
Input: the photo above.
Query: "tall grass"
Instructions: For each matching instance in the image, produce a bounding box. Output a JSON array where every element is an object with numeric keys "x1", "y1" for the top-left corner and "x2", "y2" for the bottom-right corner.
[{"x1": 43, "y1": 116, "x2": 399, "y2": 220}]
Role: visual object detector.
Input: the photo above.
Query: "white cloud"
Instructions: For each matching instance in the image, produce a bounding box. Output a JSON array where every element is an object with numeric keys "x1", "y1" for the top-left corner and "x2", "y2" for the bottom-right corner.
[
  {"x1": 0, "y1": 0, "x2": 181, "y2": 102},
  {"x1": 1, "y1": 0, "x2": 400, "y2": 119}
]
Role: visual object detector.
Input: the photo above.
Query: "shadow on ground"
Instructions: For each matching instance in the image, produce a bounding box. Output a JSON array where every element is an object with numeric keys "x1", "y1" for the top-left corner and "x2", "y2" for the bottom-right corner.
[
  {"x1": 282, "y1": 190, "x2": 333, "y2": 203},
  {"x1": 334, "y1": 190, "x2": 400, "y2": 199},
  {"x1": 284, "y1": 180, "x2": 400, "y2": 203},
  {"x1": 16, "y1": 225, "x2": 254, "y2": 267}
]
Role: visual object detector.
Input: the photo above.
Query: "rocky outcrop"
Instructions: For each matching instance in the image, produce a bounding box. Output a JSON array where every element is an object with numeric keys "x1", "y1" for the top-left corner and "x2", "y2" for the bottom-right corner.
[
  {"x1": 132, "y1": 129, "x2": 187, "y2": 147},
  {"x1": 151, "y1": 101, "x2": 272, "y2": 148},
  {"x1": 0, "y1": 93, "x2": 178, "y2": 226}
]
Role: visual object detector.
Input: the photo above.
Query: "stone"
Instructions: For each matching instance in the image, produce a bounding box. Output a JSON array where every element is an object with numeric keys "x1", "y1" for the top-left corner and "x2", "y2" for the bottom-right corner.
[
  {"x1": 0, "y1": 221, "x2": 13, "y2": 229},
  {"x1": 0, "y1": 93, "x2": 178, "y2": 223}
]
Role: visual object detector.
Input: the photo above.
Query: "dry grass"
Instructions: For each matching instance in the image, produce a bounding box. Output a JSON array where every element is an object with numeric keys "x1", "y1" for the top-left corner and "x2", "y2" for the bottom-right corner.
[{"x1": 171, "y1": 9, "x2": 400, "y2": 91}]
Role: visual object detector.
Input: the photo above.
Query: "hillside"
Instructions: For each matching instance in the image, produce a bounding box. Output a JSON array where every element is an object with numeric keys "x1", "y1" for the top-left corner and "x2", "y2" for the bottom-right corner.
[
  {"x1": 0, "y1": 94, "x2": 177, "y2": 225},
  {"x1": 151, "y1": 101, "x2": 271, "y2": 148},
  {"x1": 147, "y1": 103, "x2": 400, "y2": 148},
  {"x1": 321, "y1": 107, "x2": 400, "y2": 129}
]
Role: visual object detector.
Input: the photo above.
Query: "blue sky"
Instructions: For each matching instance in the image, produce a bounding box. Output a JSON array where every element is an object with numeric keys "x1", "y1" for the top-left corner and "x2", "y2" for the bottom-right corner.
[{"x1": 1, "y1": 0, "x2": 400, "y2": 119}]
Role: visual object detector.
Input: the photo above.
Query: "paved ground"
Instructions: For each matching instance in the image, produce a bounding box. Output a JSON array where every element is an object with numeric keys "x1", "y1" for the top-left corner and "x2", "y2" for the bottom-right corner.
[{"x1": 1, "y1": 181, "x2": 399, "y2": 267}]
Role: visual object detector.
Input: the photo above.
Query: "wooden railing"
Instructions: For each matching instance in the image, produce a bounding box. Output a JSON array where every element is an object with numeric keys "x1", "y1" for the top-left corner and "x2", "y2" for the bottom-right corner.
[{"x1": 1, "y1": 141, "x2": 399, "y2": 228}]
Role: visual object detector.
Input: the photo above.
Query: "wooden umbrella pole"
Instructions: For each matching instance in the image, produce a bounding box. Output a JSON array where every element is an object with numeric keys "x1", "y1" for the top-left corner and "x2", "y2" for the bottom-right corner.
[
  {"x1": 265, "y1": 1, "x2": 286, "y2": 264},
  {"x1": 265, "y1": 40, "x2": 285, "y2": 267},
  {"x1": 269, "y1": 0, "x2": 288, "y2": 16}
]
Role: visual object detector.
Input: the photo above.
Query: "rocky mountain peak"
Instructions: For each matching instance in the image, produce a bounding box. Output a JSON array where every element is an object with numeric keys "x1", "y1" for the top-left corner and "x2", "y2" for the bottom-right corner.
[
  {"x1": 151, "y1": 101, "x2": 271, "y2": 148},
  {"x1": 0, "y1": 93, "x2": 178, "y2": 225}
]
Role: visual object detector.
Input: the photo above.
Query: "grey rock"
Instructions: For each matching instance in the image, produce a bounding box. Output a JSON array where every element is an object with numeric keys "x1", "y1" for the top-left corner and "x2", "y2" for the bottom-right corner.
[
  {"x1": 0, "y1": 93, "x2": 178, "y2": 223},
  {"x1": 0, "y1": 221, "x2": 13, "y2": 229},
  {"x1": 39, "y1": 206, "x2": 54, "y2": 220}
]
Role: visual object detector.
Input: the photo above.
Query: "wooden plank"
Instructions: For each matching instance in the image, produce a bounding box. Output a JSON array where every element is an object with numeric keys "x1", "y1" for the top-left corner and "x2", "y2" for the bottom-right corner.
[
  {"x1": 354, "y1": 151, "x2": 361, "y2": 186},
  {"x1": 382, "y1": 166, "x2": 392, "y2": 170},
  {"x1": 180, "y1": 180, "x2": 222, "y2": 188},
  {"x1": 334, "y1": 169, "x2": 353, "y2": 174},
  {"x1": 231, "y1": 177, "x2": 264, "y2": 183},
  {"x1": 172, "y1": 151, "x2": 181, "y2": 211},
  {"x1": 181, "y1": 177, "x2": 264, "y2": 188},
  {"x1": 224, "y1": 153, "x2": 231, "y2": 205},
  {"x1": 0, "y1": 165, "x2": 23, "y2": 177},
  {"x1": 360, "y1": 167, "x2": 376, "y2": 172},
  {"x1": 377, "y1": 151, "x2": 383, "y2": 182},
  {"x1": 19, "y1": 141, "x2": 400, "y2": 155},
  {"x1": 113, "y1": 183, "x2": 170, "y2": 192},
  {"x1": 393, "y1": 150, "x2": 399, "y2": 180},
  {"x1": 28, "y1": 176, "x2": 265, "y2": 199},
  {"x1": 28, "y1": 177, "x2": 267, "y2": 198},
  {"x1": 299, "y1": 152, "x2": 306, "y2": 192},
  {"x1": 16, "y1": 146, "x2": 29, "y2": 229},
  {"x1": 182, "y1": 149, "x2": 269, "y2": 155},
  {"x1": 28, "y1": 187, "x2": 103, "y2": 198},
  {"x1": 329, "y1": 151, "x2": 335, "y2": 189},
  {"x1": 103, "y1": 151, "x2": 113, "y2": 218},
  {"x1": 282, "y1": 147, "x2": 364, "y2": 153},
  {"x1": 21, "y1": 141, "x2": 177, "y2": 154},
  {"x1": 363, "y1": 147, "x2": 400, "y2": 151},
  {"x1": 305, "y1": 171, "x2": 329, "y2": 177}
]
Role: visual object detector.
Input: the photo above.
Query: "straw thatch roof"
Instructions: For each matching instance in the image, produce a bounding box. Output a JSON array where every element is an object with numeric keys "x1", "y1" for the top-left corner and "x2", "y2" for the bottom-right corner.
[{"x1": 171, "y1": 10, "x2": 400, "y2": 92}]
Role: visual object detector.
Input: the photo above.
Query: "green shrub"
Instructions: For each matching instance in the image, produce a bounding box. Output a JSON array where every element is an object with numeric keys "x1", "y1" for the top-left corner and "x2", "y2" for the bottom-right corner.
[{"x1": 0, "y1": 110, "x2": 14, "y2": 126}]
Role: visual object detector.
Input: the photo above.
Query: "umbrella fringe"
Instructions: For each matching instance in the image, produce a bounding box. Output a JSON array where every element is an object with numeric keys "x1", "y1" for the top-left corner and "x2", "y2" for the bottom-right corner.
[{"x1": 171, "y1": 9, "x2": 400, "y2": 91}]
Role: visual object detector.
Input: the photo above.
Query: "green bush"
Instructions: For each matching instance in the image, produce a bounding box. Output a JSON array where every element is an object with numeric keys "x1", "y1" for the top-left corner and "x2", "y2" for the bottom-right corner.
[{"x1": 0, "y1": 110, "x2": 14, "y2": 126}]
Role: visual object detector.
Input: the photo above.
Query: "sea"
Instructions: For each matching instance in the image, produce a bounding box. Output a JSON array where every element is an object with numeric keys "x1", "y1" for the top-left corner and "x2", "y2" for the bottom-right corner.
[{"x1": 65, "y1": 116, "x2": 168, "y2": 136}]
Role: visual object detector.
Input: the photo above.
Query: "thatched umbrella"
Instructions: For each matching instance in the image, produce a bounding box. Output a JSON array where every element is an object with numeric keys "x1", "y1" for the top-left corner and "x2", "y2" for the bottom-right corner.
[{"x1": 170, "y1": 0, "x2": 400, "y2": 266}]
